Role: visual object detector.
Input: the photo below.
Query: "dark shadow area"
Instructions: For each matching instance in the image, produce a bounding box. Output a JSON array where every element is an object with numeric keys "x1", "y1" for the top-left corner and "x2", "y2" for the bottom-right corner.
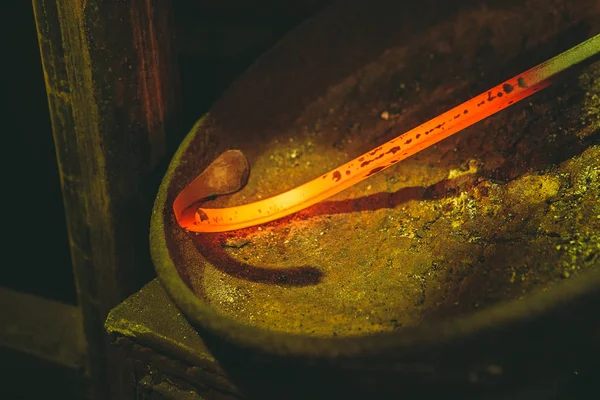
[
  {"x1": 192, "y1": 235, "x2": 323, "y2": 286},
  {"x1": 0, "y1": 2, "x2": 75, "y2": 304},
  {"x1": 303, "y1": 175, "x2": 478, "y2": 218},
  {"x1": 175, "y1": 0, "x2": 332, "y2": 130},
  {"x1": 206, "y1": 0, "x2": 533, "y2": 150}
]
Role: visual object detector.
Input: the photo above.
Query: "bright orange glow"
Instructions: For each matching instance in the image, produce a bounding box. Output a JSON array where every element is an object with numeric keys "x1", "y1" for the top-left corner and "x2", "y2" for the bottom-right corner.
[{"x1": 175, "y1": 34, "x2": 600, "y2": 233}]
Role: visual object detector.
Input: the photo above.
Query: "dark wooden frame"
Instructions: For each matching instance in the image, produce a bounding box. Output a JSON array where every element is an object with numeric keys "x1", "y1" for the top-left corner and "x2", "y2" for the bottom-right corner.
[{"x1": 1, "y1": 0, "x2": 185, "y2": 398}]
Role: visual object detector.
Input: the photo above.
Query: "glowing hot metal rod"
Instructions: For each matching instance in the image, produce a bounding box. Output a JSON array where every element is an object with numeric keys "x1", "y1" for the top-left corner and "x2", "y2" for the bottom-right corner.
[{"x1": 174, "y1": 34, "x2": 600, "y2": 233}]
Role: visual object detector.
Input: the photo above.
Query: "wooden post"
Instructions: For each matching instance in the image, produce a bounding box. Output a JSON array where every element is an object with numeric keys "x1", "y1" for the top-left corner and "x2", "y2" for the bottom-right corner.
[{"x1": 31, "y1": 0, "x2": 182, "y2": 398}]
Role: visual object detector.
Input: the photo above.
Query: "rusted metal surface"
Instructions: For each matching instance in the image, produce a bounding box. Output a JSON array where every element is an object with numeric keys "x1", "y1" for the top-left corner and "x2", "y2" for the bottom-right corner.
[
  {"x1": 167, "y1": 0, "x2": 600, "y2": 337},
  {"x1": 152, "y1": 0, "x2": 600, "y2": 398},
  {"x1": 193, "y1": 60, "x2": 600, "y2": 336}
]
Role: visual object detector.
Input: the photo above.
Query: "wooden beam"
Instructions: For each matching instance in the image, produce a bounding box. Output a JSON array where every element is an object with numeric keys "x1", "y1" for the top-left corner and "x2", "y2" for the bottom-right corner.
[
  {"x1": 0, "y1": 287, "x2": 86, "y2": 399},
  {"x1": 0, "y1": 287, "x2": 85, "y2": 367},
  {"x1": 31, "y1": 0, "x2": 182, "y2": 398}
]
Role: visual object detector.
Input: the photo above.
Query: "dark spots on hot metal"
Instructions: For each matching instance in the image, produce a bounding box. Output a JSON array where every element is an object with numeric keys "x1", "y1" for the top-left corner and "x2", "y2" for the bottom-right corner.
[
  {"x1": 487, "y1": 91, "x2": 496, "y2": 102},
  {"x1": 463, "y1": 109, "x2": 469, "y2": 114},
  {"x1": 332, "y1": 170, "x2": 342, "y2": 182},
  {"x1": 454, "y1": 113, "x2": 461, "y2": 119},
  {"x1": 508, "y1": 100, "x2": 514, "y2": 105},
  {"x1": 503, "y1": 83, "x2": 514, "y2": 94},
  {"x1": 197, "y1": 210, "x2": 209, "y2": 222},
  {"x1": 387, "y1": 146, "x2": 401, "y2": 155},
  {"x1": 359, "y1": 157, "x2": 365, "y2": 162},
  {"x1": 517, "y1": 77, "x2": 527, "y2": 88},
  {"x1": 345, "y1": 170, "x2": 351, "y2": 175},
  {"x1": 405, "y1": 138, "x2": 412, "y2": 144},
  {"x1": 477, "y1": 100, "x2": 485, "y2": 106},
  {"x1": 497, "y1": 92, "x2": 503, "y2": 97},
  {"x1": 366, "y1": 166, "x2": 385, "y2": 177},
  {"x1": 258, "y1": 209, "x2": 262, "y2": 213},
  {"x1": 416, "y1": 133, "x2": 421, "y2": 139},
  {"x1": 369, "y1": 146, "x2": 383, "y2": 156},
  {"x1": 360, "y1": 154, "x2": 383, "y2": 168},
  {"x1": 390, "y1": 159, "x2": 398, "y2": 163},
  {"x1": 322, "y1": 174, "x2": 327, "y2": 179},
  {"x1": 435, "y1": 122, "x2": 445, "y2": 129}
]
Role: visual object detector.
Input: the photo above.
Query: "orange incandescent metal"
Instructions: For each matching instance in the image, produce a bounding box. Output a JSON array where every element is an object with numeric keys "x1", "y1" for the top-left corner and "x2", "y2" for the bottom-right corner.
[{"x1": 174, "y1": 34, "x2": 600, "y2": 233}]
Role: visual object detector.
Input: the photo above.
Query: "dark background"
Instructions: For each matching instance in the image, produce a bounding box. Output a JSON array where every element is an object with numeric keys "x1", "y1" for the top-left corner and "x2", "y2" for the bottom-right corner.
[{"x1": 0, "y1": 0, "x2": 330, "y2": 305}]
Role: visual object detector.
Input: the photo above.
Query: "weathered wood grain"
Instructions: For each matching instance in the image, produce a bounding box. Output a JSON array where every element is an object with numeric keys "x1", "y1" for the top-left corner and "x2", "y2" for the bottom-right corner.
[{"x1": 32, "y1": 0, "x2": 182, "y2": 397}]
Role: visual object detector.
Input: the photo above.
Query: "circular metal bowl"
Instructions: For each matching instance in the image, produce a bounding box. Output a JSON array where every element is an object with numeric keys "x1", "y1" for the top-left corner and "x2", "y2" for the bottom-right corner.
[{"x1": 151, "y1": 0, "x2": 600, "y2": 398}]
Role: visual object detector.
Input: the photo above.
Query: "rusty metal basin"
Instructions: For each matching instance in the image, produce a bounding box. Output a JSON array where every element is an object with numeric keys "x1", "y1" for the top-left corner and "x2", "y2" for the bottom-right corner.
[{"x1": 151, "y1": 0, "x2": 600, "y2": 398}]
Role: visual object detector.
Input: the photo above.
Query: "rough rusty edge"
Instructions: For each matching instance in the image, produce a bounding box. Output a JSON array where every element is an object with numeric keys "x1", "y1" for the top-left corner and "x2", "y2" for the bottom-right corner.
[
  {"x1": 115, "y1": 338, "x2": 242, "y2": 399},
  {"x1": 104, "y1": 279, "x2": 241, "y2": 396}
]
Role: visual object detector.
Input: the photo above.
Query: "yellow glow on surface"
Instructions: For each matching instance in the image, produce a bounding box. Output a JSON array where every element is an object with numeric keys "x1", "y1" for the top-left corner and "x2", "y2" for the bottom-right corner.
[{"x1": 174, "y1": 34, "x2": 600, "y2": 233}]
